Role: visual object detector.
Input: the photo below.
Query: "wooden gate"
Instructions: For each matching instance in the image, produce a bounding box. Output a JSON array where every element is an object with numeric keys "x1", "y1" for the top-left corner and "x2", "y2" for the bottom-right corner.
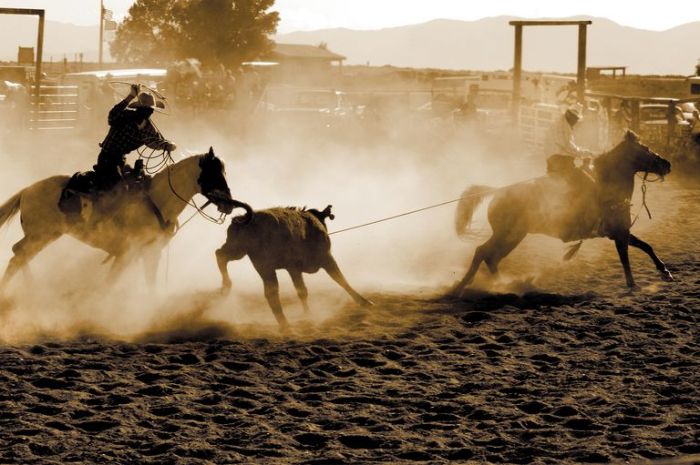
[{"x1": 28, "y1": 84, "x2": 80, "y2": 131}]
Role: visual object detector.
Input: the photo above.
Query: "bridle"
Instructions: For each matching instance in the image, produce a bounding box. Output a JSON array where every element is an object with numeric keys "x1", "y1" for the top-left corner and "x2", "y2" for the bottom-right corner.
[
  {"x1": 630, "y1": 149, "x2": 668, "y2": 226},
  {"x1": 164, "y1": 152, "x2": 228, "y2": 225},
  {"x1": 138, "y1": 146, "x2": 228, "y2": 226},
  {"x1": 136, "y1": 115, "x2": 229, "y2": 225}
]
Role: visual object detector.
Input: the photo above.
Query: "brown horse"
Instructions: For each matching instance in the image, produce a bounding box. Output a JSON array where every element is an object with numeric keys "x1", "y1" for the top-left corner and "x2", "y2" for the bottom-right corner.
[
  {"x1": 452, "y1": 131, "x2": 672, "y2": 292},
  {"x1": 0, "y1": 148, "x2": 251, "y2": 292}
]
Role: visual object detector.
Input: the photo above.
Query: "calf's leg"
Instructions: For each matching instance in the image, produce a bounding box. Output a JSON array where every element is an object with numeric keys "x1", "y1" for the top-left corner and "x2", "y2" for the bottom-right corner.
[
  {"x1": 288, "y1": 269, "x2": 310, "y2": 312},
  {"x1": 215, "y1": 247, "x2": 232, "y2": 292},
  {"x1": 253, "y1": 264, "x2": 289, "y2": 329},
  {"x1": 322, "y1": 255, "x2": 373, "y2": 307}
]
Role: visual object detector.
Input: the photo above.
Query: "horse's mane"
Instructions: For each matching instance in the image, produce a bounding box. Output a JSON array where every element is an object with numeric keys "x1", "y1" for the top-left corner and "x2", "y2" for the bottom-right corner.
[
  {"x1": 593, "y1": 131, "x2": 639, "y2": 179},
  {"x1": 198, "y1": 149, "x2": 225, "y2": 173}
]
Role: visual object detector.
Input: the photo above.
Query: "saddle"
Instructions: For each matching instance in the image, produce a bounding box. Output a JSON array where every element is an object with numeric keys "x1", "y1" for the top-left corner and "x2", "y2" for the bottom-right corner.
[{"x1": 58, "y1": 160, "x2": 151, "y2": 218}]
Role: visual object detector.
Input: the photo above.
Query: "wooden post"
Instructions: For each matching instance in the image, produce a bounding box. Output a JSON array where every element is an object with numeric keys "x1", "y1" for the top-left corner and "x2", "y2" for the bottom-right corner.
[
  {"x1": 35, "y1": 10, "x2": 44, "y2": 113},
  {"x1": 667, "y1": 101, "x2": 677, "y2": 153},
  {"x1": 630, "y1": 100, "x2": 641, "y2": 133},
  {"x1": 576, "y1": 24, "x2": 587, "y2": 104},
  {"x1": 512, "y1": 24, "x2": 523, "y2": 125}
]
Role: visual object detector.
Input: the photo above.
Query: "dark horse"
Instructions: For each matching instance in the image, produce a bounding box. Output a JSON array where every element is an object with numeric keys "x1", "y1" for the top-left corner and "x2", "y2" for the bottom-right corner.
[{"x1": 452, "y1": 131, "x2": 672, "y2": 291}]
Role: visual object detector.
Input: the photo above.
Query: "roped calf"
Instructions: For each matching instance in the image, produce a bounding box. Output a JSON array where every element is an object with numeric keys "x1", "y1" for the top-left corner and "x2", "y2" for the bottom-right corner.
[{"x1": 216, "y1": 205, "x2": 373, "y2": 328}]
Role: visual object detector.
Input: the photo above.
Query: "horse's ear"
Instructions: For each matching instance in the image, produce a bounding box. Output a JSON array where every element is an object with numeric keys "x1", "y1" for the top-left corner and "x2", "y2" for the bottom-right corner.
[
  {"x1": 207, "y1": 146, "x2": 215, "y2": 158},
  {"x1": 624, "y1": 130, "x2": 639, "y2": 143}
]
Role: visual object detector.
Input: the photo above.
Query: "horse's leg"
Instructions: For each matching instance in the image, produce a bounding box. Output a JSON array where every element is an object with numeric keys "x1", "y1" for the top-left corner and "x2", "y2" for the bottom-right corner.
[
  {"x1": 628, "y1": 234, "x2": 673, "y2": 281},
  {"x1": 484, "y1": 230, "x2": 527, "y2": 277},
  {"x1": 215, "y1": 248, "x2": 232, "y2": 293},
  {"x1": 253, "y1": 265, "x2": 289, "y2": 329},
  {"x1": 614, "y1": 234, "x2": 636, "y2": 289},
  {"x1": 288, "y1": 269, "x2": 310, "y2": 313},
  {"x1": 322, "y1": 256, "x2": 373, "y2": 307},
  {"x1": 1, "y1": 234, "x2": 59, "y2": 292},
  {"x1": 107, "y1": 253, "x2": 129, "y2": 284},
  {"x1": 450, "y1": 235, "x2": 500, "y2": 295},
  {"x1": 142, "y1": 246, "x2": 162, "y2": 289}
]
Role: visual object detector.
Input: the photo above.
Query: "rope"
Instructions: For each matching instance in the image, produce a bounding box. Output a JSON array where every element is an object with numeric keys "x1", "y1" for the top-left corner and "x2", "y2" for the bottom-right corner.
[
  {"x1": 328, "y1": 196, "x2": 470, "y2": 236},
  {"x1": 328, "y1": 177, "x2": 541, "y2": 236},
  {"x1": 631, "y1": 172, "x2": 654, "y2": 227}
]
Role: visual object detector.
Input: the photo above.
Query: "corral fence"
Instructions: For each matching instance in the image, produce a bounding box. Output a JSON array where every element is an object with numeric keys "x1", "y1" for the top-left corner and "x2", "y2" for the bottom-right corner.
[
  {"x1": 28, "y1": 84, "x2": 80, "y2": 132},
  {"x1": 586, "y1": 91, "x2": 700, "y2": 157}
]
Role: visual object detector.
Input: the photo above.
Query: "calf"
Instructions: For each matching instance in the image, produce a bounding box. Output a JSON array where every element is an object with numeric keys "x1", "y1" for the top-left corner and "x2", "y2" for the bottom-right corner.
[{"x1": 216, "y1": 205, "x2": 372, "y2": 328}]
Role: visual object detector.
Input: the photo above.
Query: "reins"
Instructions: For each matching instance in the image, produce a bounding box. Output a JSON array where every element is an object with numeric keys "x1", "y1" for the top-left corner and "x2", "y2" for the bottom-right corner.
[
  {"x1": 631, "y1": 171, "x2": 662, "y2": 226},
  {"x1": 164, "y1": 154, "x2": 227, "y2": 226},
  {"x1": 137, "y1": 147, "x2": 227, "y2": 230}
]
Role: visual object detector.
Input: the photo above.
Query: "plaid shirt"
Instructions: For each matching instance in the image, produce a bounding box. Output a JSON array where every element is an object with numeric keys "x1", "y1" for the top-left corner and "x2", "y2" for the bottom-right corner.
[{"x1": 99, "y1": 97, "x2": 170, "y2": 156}]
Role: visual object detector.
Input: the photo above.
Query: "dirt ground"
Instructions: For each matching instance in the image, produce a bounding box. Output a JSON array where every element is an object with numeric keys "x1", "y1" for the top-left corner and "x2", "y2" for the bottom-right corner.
[{"x1": 0, "y1": 141, "x2": 698, "y2": 464}]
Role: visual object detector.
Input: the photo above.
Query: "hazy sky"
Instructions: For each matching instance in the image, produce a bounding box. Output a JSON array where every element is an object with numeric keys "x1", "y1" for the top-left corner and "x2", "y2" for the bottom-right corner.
[{"x1": 1, "y1": 0, "x2": 698, "y2": 32}]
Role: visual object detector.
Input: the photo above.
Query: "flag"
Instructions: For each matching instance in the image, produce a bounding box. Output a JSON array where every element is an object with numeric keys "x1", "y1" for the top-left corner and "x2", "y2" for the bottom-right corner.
[{"x1": 103, "y1": 8, "x2": 113, "y2": 20}]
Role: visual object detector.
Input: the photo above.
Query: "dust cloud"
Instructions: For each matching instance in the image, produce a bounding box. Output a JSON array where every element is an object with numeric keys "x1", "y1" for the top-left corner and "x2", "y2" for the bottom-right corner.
[{"x1": 0, "y1": 104, "x2": 572, "y2": 344}]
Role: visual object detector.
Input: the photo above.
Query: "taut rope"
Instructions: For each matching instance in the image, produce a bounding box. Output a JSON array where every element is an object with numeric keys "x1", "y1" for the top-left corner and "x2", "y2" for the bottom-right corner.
[{"x1": 328, "y1": 177, "x2": 541, "y2": 236}]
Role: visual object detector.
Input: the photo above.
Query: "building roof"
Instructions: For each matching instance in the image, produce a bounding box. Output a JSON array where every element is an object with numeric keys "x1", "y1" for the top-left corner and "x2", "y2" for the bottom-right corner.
[{"x1": 272, "y1": 43, "x2": 346, "y2": 61}]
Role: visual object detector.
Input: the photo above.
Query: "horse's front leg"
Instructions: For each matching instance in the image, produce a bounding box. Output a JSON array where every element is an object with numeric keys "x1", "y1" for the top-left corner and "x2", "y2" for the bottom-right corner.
[
  {"x1": 142, "y1": 246, "x2": 163, "y2": 289},
  {"x1": 629, "y1": 234, "x2": 673, "y2": 282},
  {"x1": 108, "y1": 253, "x2": 129, "y2": 284},
  {"x1": 614, "y1": 233, "x2": 637, "y2": 289}
]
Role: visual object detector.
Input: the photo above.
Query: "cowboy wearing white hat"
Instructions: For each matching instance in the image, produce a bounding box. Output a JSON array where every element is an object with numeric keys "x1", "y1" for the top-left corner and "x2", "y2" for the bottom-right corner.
[
  {"x1": 543, "y1": 104, "x2": 592, "y2": 164},
  {"x1": 543, "y1": 104, "x2": 598, "y2": 240},
  {"x1": 94, "y1": 84, "x2": 176, "y2": 192}
]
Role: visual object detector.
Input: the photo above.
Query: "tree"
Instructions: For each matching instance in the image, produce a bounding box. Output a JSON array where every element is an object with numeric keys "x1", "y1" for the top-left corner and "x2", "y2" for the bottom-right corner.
[{"x1": 111, "y1": 0, "x2": 279, "y2": 68}]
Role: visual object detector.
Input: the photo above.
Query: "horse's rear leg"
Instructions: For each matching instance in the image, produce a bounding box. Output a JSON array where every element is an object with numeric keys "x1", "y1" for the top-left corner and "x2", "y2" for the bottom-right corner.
[
  {"x1": 450, "y1": 235, "x2": 497, "y2": 295},
  {"x1": 1, "y1": 234, "x2": 59, "y2": 291},
  {"x1": 288, "y1": 269, "x2": 310, "y2": 312},
  {"x1": 484, "y1": 231, "x2": 526, "y2": 276},
  {"x1": 322, "y1": 256, "x2": 373, "y2": 307},
  {"x1": 628, "y1": 234, "x2": 673, "y2": 282}
]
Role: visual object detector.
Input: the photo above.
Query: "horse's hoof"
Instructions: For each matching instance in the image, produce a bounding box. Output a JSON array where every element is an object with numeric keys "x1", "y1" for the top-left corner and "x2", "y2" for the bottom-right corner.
[
  {"x1": 446, "y1": 285, "x2": 464, "y2": 298},
  {"x1": 278, "y1": 323, "x2": 292, "y2": 336},
  {"x1": 659, "y1": 269, "x2": 674, "y2": 282},
  {"x1": 220, "y1": 283, "x2": 232, "y2": 296}
]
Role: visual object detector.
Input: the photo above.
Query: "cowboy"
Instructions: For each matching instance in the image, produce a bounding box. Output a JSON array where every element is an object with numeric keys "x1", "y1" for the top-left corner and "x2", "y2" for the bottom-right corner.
[
  {"x1": 543, "y1": 105, "x2": 598, "y2": 239},
  {"x1": 93, "y1": 84, "x2": 176, "y2": 192}
]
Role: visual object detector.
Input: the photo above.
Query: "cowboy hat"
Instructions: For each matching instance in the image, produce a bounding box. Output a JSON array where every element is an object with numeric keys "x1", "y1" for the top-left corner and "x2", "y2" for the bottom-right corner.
[{"x1": 128, "y1": 91, "x2": 166, "y2": 111}]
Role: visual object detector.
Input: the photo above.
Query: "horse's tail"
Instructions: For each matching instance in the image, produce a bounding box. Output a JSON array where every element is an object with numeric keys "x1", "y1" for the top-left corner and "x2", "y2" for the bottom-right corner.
[
  {"x1": 0, "y1": 190, "x2": 22, "y2": 228},
  {"x1": 454, "y1": 185, "x2": 494, "y2": 238}
]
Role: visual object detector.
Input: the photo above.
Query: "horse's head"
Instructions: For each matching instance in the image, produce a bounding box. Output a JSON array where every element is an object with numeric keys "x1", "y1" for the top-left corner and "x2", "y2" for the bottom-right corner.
[
  {"x1": 620, "y1": 130, "x2": 671, "y2": 178},
  {"x1": 198, "y1": 147, "x2": 253, "y2": 218}
]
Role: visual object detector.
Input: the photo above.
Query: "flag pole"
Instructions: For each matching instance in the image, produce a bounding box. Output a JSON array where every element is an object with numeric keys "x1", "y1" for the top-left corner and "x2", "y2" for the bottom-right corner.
[{"x1": 98, "y1": 0, "x2": 104, "y2": 65}]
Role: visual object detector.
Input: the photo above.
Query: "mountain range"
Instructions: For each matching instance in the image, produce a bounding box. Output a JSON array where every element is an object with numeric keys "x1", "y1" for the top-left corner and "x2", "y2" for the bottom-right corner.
[
  {"x1": 0, "y1": 15, "x2": 107, "y2": 63},
  {"x1": 276, "y1": 16, "x2": 700, "y2": 75},
  {"x1": 0, "y1": 15, "x2": 697, "y2": 75}
]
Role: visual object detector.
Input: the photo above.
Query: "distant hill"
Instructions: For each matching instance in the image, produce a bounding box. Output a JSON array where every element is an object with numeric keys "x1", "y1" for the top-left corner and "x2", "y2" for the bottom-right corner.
[
  {"x1": 0, "y1": 15, "x2": 697, "y2": 75},
  {"x1": 0, "y1": 16, "x2": 107, "y2": 63},
  {"x1": 277, "y1": 16, "x2": 700, "y2": 75}
]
